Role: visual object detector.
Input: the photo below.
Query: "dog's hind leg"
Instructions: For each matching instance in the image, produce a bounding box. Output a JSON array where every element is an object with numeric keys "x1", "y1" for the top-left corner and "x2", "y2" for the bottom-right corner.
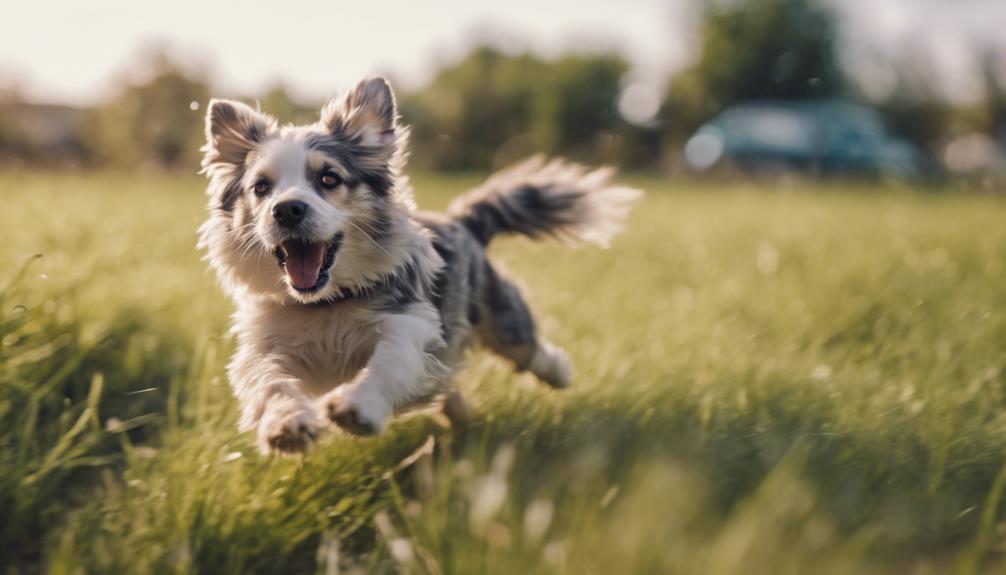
[
  {"x1": 524, "y1": 338, "x2": 571, "y2": 389},
  {"x1": 476, "y1": 266, "x2": 572, "y2": 389}
]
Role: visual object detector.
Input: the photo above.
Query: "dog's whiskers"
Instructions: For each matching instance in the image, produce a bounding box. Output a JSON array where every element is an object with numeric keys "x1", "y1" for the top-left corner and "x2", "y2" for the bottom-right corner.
[
  {"x1": 352, "y1": 218, "x2": 383, "y2": 237},
  {"x1": 234, "y1": 224, "x2": 264, "y2": 261},
  {"x1": 345, "y1": 220, "x2": 393, "y2": 258},
  {"x1": 235, "y1": 231, "x2": 257, "y2": 256}
]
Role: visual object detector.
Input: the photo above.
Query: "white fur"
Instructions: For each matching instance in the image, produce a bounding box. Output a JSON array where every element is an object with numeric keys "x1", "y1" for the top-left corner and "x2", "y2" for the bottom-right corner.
[
  {"x1": 227, "y1": 297, "x2": 448, "y2": 452},
  {"x1": 321, "y1": 302, "x2": 448, "y2": 435},
  {"x1": 345, "y1": 304, "x2": 447, "y2": 403}
]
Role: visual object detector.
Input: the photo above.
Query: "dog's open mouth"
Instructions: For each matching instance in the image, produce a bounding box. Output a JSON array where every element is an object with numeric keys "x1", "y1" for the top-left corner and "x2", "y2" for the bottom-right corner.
[{"x1": 274, "y1": 232, "x2": 344, "y2": 293}]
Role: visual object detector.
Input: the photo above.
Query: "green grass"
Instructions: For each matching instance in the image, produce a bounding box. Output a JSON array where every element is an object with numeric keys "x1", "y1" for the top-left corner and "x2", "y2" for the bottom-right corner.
[{"x1": 1, "y1": 170, "x2": 1005, "y2": 574}]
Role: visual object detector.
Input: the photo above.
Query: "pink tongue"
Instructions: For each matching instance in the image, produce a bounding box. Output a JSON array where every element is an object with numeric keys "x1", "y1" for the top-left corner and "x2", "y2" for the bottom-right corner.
[{"x1": 283, "y1": 241, "x2": 326, "y2": 290}]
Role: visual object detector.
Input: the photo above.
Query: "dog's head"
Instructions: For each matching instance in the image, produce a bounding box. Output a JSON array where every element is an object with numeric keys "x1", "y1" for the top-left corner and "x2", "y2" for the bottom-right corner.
[{"x1": 199, "y1": 77, "x2": 415, "y2": 304}]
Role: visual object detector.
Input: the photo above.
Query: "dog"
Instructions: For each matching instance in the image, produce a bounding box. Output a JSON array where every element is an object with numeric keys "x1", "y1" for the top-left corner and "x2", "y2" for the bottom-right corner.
[{"x1": 198, "y1": 77, "x2": 640, "y2": 455}]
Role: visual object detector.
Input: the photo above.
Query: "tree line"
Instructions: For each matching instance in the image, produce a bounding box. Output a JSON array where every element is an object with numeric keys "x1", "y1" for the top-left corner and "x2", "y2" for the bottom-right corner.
[{"x1": 1, "y1": 0, "x2": 1004, "y2": 172}]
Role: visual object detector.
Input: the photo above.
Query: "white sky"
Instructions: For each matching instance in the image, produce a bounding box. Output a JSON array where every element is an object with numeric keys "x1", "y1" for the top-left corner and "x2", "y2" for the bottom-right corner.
[{"x1": 1, "y1": 0, "x2": 1004, "y2": 106}]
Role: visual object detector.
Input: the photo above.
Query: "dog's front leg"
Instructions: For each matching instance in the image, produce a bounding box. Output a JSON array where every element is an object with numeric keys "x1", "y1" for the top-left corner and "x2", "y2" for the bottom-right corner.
[
  {"x1": 230, "y1": 345, "x2": 326, "y2": 455},
  {"x1": 323, "y1": 303, "x2": 446, "y2": 436}
]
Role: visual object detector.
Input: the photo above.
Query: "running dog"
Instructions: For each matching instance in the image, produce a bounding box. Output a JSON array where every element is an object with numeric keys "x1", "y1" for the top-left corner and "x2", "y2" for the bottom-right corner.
[{"x1": 198, "y1": 77, "x2": 640, "y2": 454}]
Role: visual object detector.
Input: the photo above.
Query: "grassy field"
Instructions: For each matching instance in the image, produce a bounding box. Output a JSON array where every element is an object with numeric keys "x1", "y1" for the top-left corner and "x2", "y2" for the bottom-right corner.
[{"x1": 1, "y1": 170, "x2": 1005, "y2": 574}]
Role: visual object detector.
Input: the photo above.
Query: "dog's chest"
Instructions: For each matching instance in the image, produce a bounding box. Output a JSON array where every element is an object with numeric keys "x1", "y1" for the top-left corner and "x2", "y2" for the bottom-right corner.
[{"x1": 243, "y1": 303, "x2": 382, "y2": 394}]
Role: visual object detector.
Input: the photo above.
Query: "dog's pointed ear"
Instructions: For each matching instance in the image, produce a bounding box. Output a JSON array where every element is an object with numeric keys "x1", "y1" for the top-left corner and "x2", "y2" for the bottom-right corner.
[
  {"x1": 202, "y1": 99, "x2": 274, "y2": 168},
  {"x1": 320, "y1": 77, "x2": 398, "y2": 147}
]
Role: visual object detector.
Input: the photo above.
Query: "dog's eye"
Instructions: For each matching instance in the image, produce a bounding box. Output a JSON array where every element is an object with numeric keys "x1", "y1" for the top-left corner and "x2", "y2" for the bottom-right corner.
[
  {"x1": 319, "y1": 171, "x2": 342, "y2": 189},
  {"x1": 252, "y1": 180, "x2": 272, "y2": 197}
]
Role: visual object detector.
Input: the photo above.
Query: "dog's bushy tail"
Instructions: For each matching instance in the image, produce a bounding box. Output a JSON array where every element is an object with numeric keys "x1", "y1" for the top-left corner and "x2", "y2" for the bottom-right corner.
[{"x1": 447, "y1": 155, "x2": 642, "y2": 247}]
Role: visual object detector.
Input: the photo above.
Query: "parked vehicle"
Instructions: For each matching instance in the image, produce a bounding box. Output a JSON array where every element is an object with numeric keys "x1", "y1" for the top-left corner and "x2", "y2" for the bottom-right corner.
[{"x1": 685, "y1": 101, "x2": 923, "y2": 178}]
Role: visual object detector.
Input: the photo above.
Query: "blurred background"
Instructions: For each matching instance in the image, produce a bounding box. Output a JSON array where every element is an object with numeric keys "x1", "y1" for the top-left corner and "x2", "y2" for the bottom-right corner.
[
  {"x1": 5, "y1": 2, "x2": 1006, "y2": 572},
  {"x1": 2, "y1": 0, "x2": 1004, "y2": 188}
]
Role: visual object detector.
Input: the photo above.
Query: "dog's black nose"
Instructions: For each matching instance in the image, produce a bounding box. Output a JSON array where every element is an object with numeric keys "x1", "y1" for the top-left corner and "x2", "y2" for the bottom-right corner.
[{"x1": 272, "y1": 200, "x2": 308, "y2": 228}]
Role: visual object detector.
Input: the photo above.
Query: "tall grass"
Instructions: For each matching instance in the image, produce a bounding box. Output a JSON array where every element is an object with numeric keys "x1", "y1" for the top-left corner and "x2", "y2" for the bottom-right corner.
[{"x1": 1, "y1": 170, "x2": 1005, "y2": 573}]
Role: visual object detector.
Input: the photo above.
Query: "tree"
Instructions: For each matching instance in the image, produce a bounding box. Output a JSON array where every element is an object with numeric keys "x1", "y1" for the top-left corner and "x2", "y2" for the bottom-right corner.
[
  {"x1": 664, "y1": 0, "x2": 845, "y2": 139},
  {"x1": 979, "y1": 51, "x2": 1006, "y2": 142},
  {"x1": 260, "y1": 85, "x2": 319, "y2": 126},
  {"x1": 402, "y1": 46, "x2": 634, "y2": 170},
  {"x1": 88, "y1": 49, "x2": 209, "y2": 169},
  {"x1": 869, "y1": 46, "x2": 955, "y2": 152},
  {"x1": 548, "y1": 55, "x2": 629, "y2": 157},
  {"x1": 402, "y1": 47, "x2": 548, "y2": 170}
]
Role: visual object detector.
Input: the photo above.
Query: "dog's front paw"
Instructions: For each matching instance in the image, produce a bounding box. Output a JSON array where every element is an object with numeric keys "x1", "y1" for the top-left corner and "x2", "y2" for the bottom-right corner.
[
  {"x1": 323, "y1": 386, "x2": 391, "y2": 437},
  {"x1": 258, "y1": 407, "x2": 325, "y2": 455}
]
